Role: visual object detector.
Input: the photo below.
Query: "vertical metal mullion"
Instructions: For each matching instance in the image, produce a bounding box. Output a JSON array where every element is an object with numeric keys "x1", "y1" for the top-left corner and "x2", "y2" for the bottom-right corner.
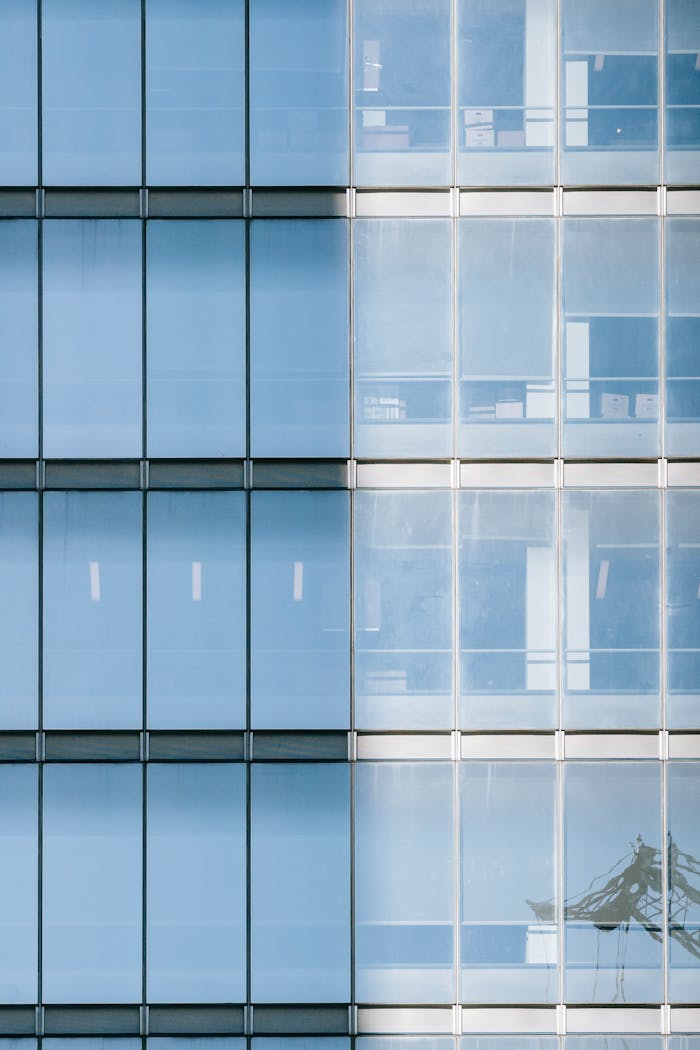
[
  {"x1": 347, "y1": 0, "x2": 353, "y2": 193},
  {"x1": 452, "y1": 488, "x2": 460, "y2": 1013},
  {"x1": 660, "y1": 485, "x2": 669, "y2": 1007},
  {"x1": 557, "y1": 743, "x2": 565, "y2": 1010},
  {"x1": 245, "y1": 0, "x2": 251, "y2": 192},
  {"x1": 451, "y1": 0, "x2": 458, "y2": 191},
  {"x1": 555, "y1": 0, "x2": 562, "y2": 190},
  {"x1": 37, "y1": 0, "x2": 42, "y2": 193},
  {"x1": 142, "y1": 488, "x2": 148, "y2": 1014},
  {"x1": 658, "y1": 0, "x2": 665, "y2": 191},
  {"x1": 556, "y1": 485, "x2": 566, "y2": 1008},
  {"x1": 555, "y1": 192, "x2": 563, "y2": 464},
  {"x1": 37, "y1": 485, "x2": 44, "y2": 1014},
  {"x1": 245, "y1": 488, "x2": 252, "y2": 1017},
  {"x1": 661, "y1": 721, "x2": 669, "y2": 1009},
  {"x1": 141, "y1": 0, "x2": 146, "y2": 190}
]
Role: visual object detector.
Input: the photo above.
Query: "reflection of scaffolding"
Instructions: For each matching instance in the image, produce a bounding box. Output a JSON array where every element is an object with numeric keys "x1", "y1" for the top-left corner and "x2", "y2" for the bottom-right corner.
[{"x1": 527, "y1": 835, "x2": 700, "y2": 1001}]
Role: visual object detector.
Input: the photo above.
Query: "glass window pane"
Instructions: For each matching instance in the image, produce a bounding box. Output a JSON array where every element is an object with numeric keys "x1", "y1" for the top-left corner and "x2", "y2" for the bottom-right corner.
[
  {"x1": 355, "y1": 491, "x2": 453, "y2": 730},
  {"x1": 43, "y1": 764, "x2": 142, "y2": 1002},
  {"x1": 44, "y1": 492, "x2": 142, "y2": 730},
  {"x1": 563, "y1": 490, "x2": 660, "y2": 729},
  {"x1": 0, "y1": 766, "x2": 37, "y2": 1004},
  {"x1": 42, "y1": 0, "x2": 141, "y2": 185},
  {"x1": 462, "y1": 1041, "x2": 558, "y2": 1050},
  {"x1": 561, "y1": 0, "x2": 659, "y2": 185},
  {"x1": 460, "y1": 763, "x2": 556, "y2": 1003},
  {"x1": 666, "y1": 219, "x2": 700, "y2": 457},
  {"x1": 44, "y1": 1043, "x2": 140, "y2": 1050},
  {"x1": 356, "y1": 762, "x2": 454, "y2": 1003},
  {"x1": 43, "y1": 220, "x2": 142, "y2": 458},
  {"x1": 562, "y1": 219, "x2": 659, "y2": 458},
  {"x1": 148, "y1": 764, "x2": 246, "y2": 1002},
  {"x1": 667, "y1": 491, "x2": 700, "y2": 729},
  {"x1": 458, "y1": 0, "x2": 555, "y2": 186},
  {"x1": 0, "y1": 1, "x2": 37, "y2": 185},
  {"x1": 147, "y1": 492, "x2": 246, "y2": 730},
  {"x1": 147, "y1": 220, "x2": 245, "y2": 458},
  {"x1": 353, "y1": 0, "x2": 451, "y2": 187},
  {"x1": 354, "y1": 220, "x2": 453, "y2": 459},
  {"x1": 253, "y1": 1042, "x2": 350, "y2": 1050},
  {"x1": 0, "y1": 495, "x2": 37, "y2": 730},
  {"x1": 250, "y1": 220, "x2": 349, "y2": 458},
  {"x1": 360, "y1": 1042, "x2": 455, "y2": 1050},
  {"x1": 146, "y1": 0, "x2": 245, "y2": 185},
  {"x1": 566, "y1": 1041, "x2": 663, "y2": 1050},
  {"x1": 250, "y1": 0, "x2": 348, "y2": 186},
  {"x1": 251, "y1": 764, "x2": 350, "y2": 1002},
  {"x1": 459, "y1": 219, "x2": 555, "y2": 458},
  {"x1": 459, "y1": 491, "x2": 556, "y2": 730},
  {"x1": 251, "y1": 492, "x2": 350, "y2": 730},
  {"x1": 0, "y1": 221, "x2": 37, "y2": 457},
  {"x1": 668, "y1": 762, "x2": 700, "y2": 1002},
  {"x1": 665, "y1": 0, "x2": 700, "y2": 183},
  {"x1": 150, "y1": 1042, "x2": 245, "y2": 1050},
  {"x1": 564, "y1": 762, "x2": 662, "y2": 1003}
]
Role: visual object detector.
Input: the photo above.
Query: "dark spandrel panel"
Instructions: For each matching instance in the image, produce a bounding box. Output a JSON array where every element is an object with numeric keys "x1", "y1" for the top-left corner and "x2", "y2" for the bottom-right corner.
[
  {"x1": 252, "y1": 462, "x2": 349, "y2": 489},
  {"x1": 0, "y1": 463, "x2": 36, "y2": 489},
  {"x1": 148, "y1": 461, "x2": 245, "y2": 490},
  {"x1": 148, "y1": 1006, "x2": 245, "y2": 1036},
  {"x1": 44, "y1": 732, "x2": 141, "y2": 762},
  {"x1": 148, "y1": 732, "x2": 245, "y2": 761},
  {"x1": 43, "y1": 1006, "x2": 141, "y2": 1036},
  {"x1": 0, "y1": 1008, "x2": 36, "y2": 1036},
  {"x1": 147, "y1": 191, "x2": 244, "y2": 218},
  {"x1": 252, "y1": 733, "x2": 349, "y2": 761},
  {"x1": 44, "y1": 461, "x2": 142, "y2": 490},
  {"x1": 0, "y1": 192, "x2": 36, "y2": 218},
  {"x1": 43, "y1": 190, "x2": 141, "y2": 219},
  {"x1": 251, "y1": 191, "x2": 348, "y2": 218},
  {"x1": 252, "y1": 1006, "x2": 350, "y2": 1035},
  {"x1": 0, "y1": 734, "x2": 36, "y2": 761}
]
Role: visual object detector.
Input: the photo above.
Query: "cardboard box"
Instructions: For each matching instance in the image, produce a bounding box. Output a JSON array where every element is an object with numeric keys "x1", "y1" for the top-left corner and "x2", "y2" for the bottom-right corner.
[
  {"x1": 464, "y1": 108, "x2": 494, "y2": 126},
  {"x1": 635, "y1": 393, "x2": 658, "y2": 419},
  {"x1": 600, "y1": 392, "x2": 630, "y2": 419},
  {"x1": 465, "y1": 126, "x2": 495, "y2": 148}
]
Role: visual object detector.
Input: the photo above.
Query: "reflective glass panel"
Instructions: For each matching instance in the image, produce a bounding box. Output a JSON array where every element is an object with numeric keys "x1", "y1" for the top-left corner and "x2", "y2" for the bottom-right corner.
[
  {"x1": 356, "y1": 762, "x2": 454, "y2": 1003},
  {"x1": 44, "y1": 1043, "x2": 140, "y2": 1050},
  {"x1": 251, "y1": 492, "x2": 350, "y2": 730},
  {"x1": 460, "y1": 763, "x2": 556, "y2": 1002},
  {"x1": 563, "y1": 490, "x2": 660, "y2": 729},
  {"x1": 359, "y1": 1042, "x2": 454, "y2": 1050},
  {"x1": 566, "y1": 1041, "x2": 662, "y2": 1050},
  {"x1": 251, "y1": 763, "x2": 351, "y2": 1002},
  {"x1": 0, "y1": 0, "x2": 37, "y2": 184},
  {"x1": 462, "y1": 1042, "x2": 558, "y2": 1050},
  {"x1": 665, "y1": 0, "x2": 700, "y2": 183},
  {"x1": 355, "y1": 491, "x2": 453, "y2": 730},
  {"x1": 459, "y1": 491, "x2": 556, "y2": 730},
  {"x1": 564, "y1": 762, "x2": 662, "y2": 1003},
  {"x1": 147, "y1": 492, "x2": 246, "y2": 729},
  {"x1": 253, "y1": 1042, "x2": 349, "y2": 1050},
  {"x1": 354, "y1": 220, "x2": 453, "y2": 459},
  {"x1": 0, "y1": 222, "x2": 37, "y2": 458},
  {"x1": 148, "y1": 764, "x2": 246, "y2": 1002},
  {"x1": 250, "y1": 220, "x2": 349, "y2": 458},
  {"x1": 43, "y1": 764, "x2": 142, "y2": 1002},
  {"x1": 146, "y1": 0, "x2": 245, "y2": 185},
  {"x1": 667, "y1": 491, "x2": 700, "y2": 729},
  {"x1": 147, "y1": 220, "x2": 245, "y2": 458},
  {"x1": 42, "y1": 0, "x2": 141, "y2": 185},
  {"x1": 249, "y1": 0, "x2": 349, "y2": 185},
  {"x1": 43, "y1": 492, "x2": 142, "y2": 730},
  {"x1": 459, "y1": 219, "x2": 555, "y2": 459},
  {"x1": 562, "y1": 219, "x2": 659, "y2": 458},
  {"x1": 0, "y1": 766, "x2": 37, "y2": 1004},
  {"x1": 150, "y1": 1043, "x2": 245, "y2": 1050},
  {"x1": 0, "y1": 494, "x2": 37, "y2": 730},
  {"x1": 43, "y1": 220, "x2": 142, "y2": 458},
  {"x1": 666, "y1": 219, "x2": 700, "y2": 457},
  {"x1": 353, "y1": 0, "x2": 451, "y2": 186},
  {"x1": 668, "y1": 762, "x2": 700, "y2": 1001},
  {"x1": 458, "y1": 0, "x2": 555, "y2": 186},
  {"x1": 561, "y1": 0, "x2": 659, "y2": 185}
]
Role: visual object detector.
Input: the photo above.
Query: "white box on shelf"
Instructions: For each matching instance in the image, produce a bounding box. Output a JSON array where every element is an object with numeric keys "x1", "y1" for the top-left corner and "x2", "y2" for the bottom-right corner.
[
  {"x1": 635, "y1": 393, "x2": 658, "y2": 419},
  {"x1": 465, "y1": 126, "x2": 495, "y2": 148},
  {"x1": 600, "y1": 392, "x2": 629, "y2": 419},
  {"x1": 464, "y1": 108, "x2": 494, "y2": 126},
  {"x1": 495, "y1": 399, "x2": 524, "y2": 419}
]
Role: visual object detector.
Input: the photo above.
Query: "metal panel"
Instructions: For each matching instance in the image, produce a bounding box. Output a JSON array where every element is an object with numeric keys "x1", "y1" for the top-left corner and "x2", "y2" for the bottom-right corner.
[
  {"x1": 252, "y1": 1005, "x2": 350, "y2": 1035},
  {"x1": 0, "y1": 1008, "x2": 36, "y2": 1035},
  {"x1": 0, "y1": 733, "x2": 36, "y2": 761},
  {"x1": 147, "y1": 190, "x2": 244, "y2": 218},
  {"x1": 564, "y1": 733, "x2": 661, "y2": 760},
  {"x1": 356, "y1": 462, "x2": 452, "y2": 489},
  {"x1": 251, "y1": 732, "x2": 349, "y2": 761},
  {"x1": 251, "y1": 190, "x2": 348, "y2": 218},
  {"x1": 147, "y1": 460, "x2": 245, "y2": 489},
  {"x1": 460, "y1": 191, "x2": 555, "y2": 217},
  {"x1": 566, "y1": 1008, "x2": 662, "y2": 1034},
  {"x1": 355, "y1": 192, "x2": 452, "y2": 218},
  {"x1": 43, "y1": 732, "x2": 141, "y2": 761},
  {"x1": 0, "y1": 191, "x2": 37, "y2": 218},
  {"x1": 43, "y1": 190, "x2": 141, "y2": 218},
  {"x1": 563, "y1": 462, "x2": 659, "y2": 488},
  {"x1": 562, "y1": 191, "x2": 658, "y2": 216},
  {"x1": 667, "y1": 191, "x2": 700, "y2": 216},
  {"x1": 44, "y1": 461, "x2": 142, "y2": 490},
  {"x1": 460, "y1": 1008, "x2": 558, "y2": 1034},
  {"x1": 460, "y1": 462, "x2": 556, "y2": 489},
  {"x1": 460, "y1": 734, "x2": 557, "y2": 760},
  {"x1": 671, "y1": 1008, "x2": 700, "y2": 1033},
  {"x1": 43, "y1": 1006, "x2": 141, "y2": 1035},
  {"x1": 147, "y1": 732, "x2": 245, "y2": 761},
  {"x1": 0, "y1": 461, "x2": 37, "y2": 489},
  {"x1": 357, "y1": 734, "x2": 453, "y2": 761},
  {"x1": 668, "y1": 462, "x2": 700, "y2": 488},
  {"x1": 357, "y1": 1008, "x2": 454, "y2": 1035},
  {"x1": 148, "y1": 1006, "x2": 245, "y2": 1035},
  {"x1": 251, "y1": 460, "x2": 349, "y2": 489},
  {"x1": 668, "y1": 734, "x2": 700, "y2": 759}
]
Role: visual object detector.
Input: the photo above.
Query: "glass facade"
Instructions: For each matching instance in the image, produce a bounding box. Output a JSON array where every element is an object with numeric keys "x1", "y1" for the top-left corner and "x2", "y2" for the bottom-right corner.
[{"x1": 0, "y1": 1, "x2": 699, "y2": 1048}]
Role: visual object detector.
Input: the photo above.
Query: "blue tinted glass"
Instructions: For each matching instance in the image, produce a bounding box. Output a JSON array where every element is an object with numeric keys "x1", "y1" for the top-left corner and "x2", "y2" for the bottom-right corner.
[
  {"x1": 668, "y1": 762, "x2": 700, "y2": 1001},
  {"x1": 250, "y1": 220, "x2": 349, "y2": 458},
  {"x1": 667, "y1": 491, "x2": 700, "y2": 729},
  {"x1": 564, "y1": 762, "x2": 662, "y2": 1003},
  {"x1": 43, "y1": 492, "x2": 142, "y2": 730},
  {"x1": 0, "y1": 222, "x2": 37, "y2": 457},
  {"x1": 460, "y1": 763, "x2": 557, "y2": 1003},
  {"x1": 150, "y1": 1043, "x2": 246, "y2": 1050},
  {"x1": 354, "y1": 0, "x2": 451, "y2": 187},
  {"x1": 666, "y1": 219, "x2": 700, "y2": 457},
  {"x1": 356, "y1": 763, "x2": 455, "y2": 1003},
  {"x1": 354, "y1": 221, "x2": 453, "y2": 459},
  {"x1": 0, "y1": 1, "x2": 37, "y2": 185},
  {"x1": 459, "y1": 491, "x2": 556, "y2": 730},
  {"x1": 566, "y1": 1041, "x2": 662, "y2": 1050},
  {"x1": 355, "y1": 491, "x2": 453, "y2": 730},
  {"x1": 458, "y1": 0, "x2": 555, "y2": 186},
  {"x1": 251, "y1": 491, "x2": 349, "y2": 729},
  {"x1": 0, "y1": 495, "x2": 37, "y2": 730},
  {"x1": 250, "y1": 0, "x2": 349, "y2": 185},
  {"x1": 253, "y1": 1042, "x2": 350, "y2": 1050},
  {"x1": 0, "y1": 766, "x2": 37, "y2": 1004},
  {"x1": 44, "y1": 1044, "x2": 140, "y2": 1050},
  {"x1": 43, "y1": 220, "x2": 142, "y2": 458},
  {"x1": 146, "y1": 0, "x2": 245, "y2": 185},
  {"x1": 43, "y1": 764, "x2": 142, "y2": 1003},
  {"x1": 665, "y1": 0, "x2": 700, "y2": 183},
  {"x1": 147, "y1": 220, "x2": 245, "y2": 458},
  {"x1": 459, "y1": 219, "x2": 555, "y2": 459},
  {"x1": 462, "y1": 1042, "x2": 558, "y2": 1050},
  {"x1": 148, "y1": 764, "x2": 246, "y2": 1002},
  {"x1": 561, "y1": 0, "x2": 659, "y2": 185},
  {"x1": 42, "y1": 0, "x2": 141, "y2": 185},
  {"x1": 360, "y1": 1042, "x2": 455, "y2": 1050},
  {"x1": 251, "y1": 764, "x2": 351, "y2": 1002},
  {"x1": 562, "y1": 219, "x2": 659, "y2": 458},
  {"x1": 563, "y1": 490, "x2": 660, "y2": 729},
  {"x1": 0, "y1": 1043, "x2": 37, "y2": 1050},
  {"x1": 148, "y1": 492, "x2": 246, "y2": 729}
]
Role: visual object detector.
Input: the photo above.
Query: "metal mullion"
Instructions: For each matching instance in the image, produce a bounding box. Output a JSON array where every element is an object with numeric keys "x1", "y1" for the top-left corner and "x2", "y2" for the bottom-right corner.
[
  {"x1": 141, "y1": 0, "x2": 146, "y2": 191},
  {"x1": 555, "y1": 0, "x2": 562, "y2": 190},
  {"x1": 557, "y1": 745, "x2": 565, "y2": 1010},
  {"x1": 662, "y1": 726, "x2": 669, "y2": 1010},
  {"x1": 451, "y1": 0, "x2": 458, "y2": 191},
  {"x1": 452, "y1": 488, "x2": 460, "y2": 1015},
  {"x1": 347, "y1": 0, "x2": 354, "y2": 194},
  {"x1": 141, "y1": 489, "x2": 148, "y2": 1016},
  {"x1": 658, "y1": 0, "x2": 665, "y2": 190},
  {"x1": 245, "y1": 487, "x2": 252, "y2": 1019},
  {"x1": 661, "y1": 482, "x2": 669, "y2": 1009},
  {"x1": 556, "y1": 485, "x2": 566, "y2": 1009}
]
